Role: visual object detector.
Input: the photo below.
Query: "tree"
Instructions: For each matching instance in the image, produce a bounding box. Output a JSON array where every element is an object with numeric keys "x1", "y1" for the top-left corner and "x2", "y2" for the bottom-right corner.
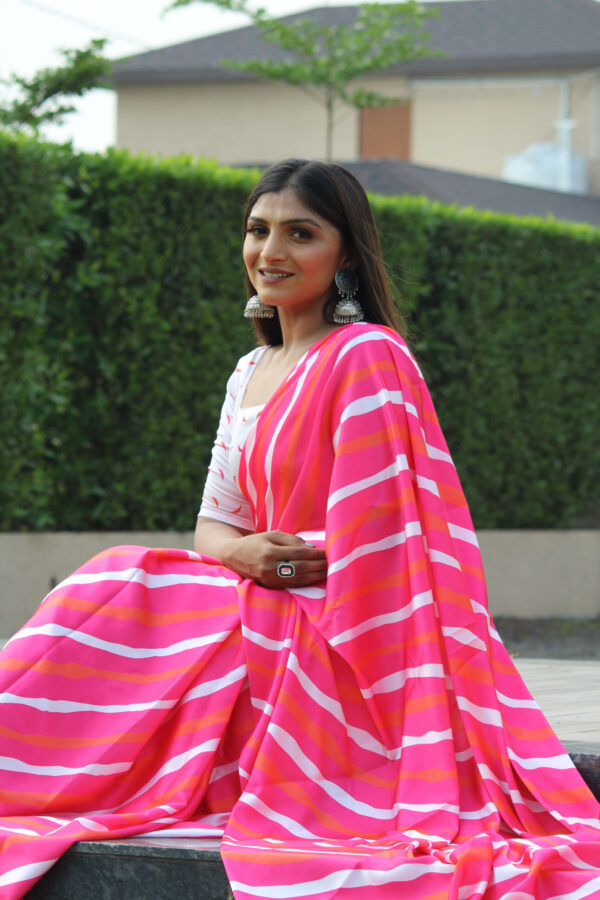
[
  {"x1": 0, "y1": 39, "x2": 111, "y2": 136},
  {"x1": 167, "y1": 1, "x2": 439, "y2": 160}
]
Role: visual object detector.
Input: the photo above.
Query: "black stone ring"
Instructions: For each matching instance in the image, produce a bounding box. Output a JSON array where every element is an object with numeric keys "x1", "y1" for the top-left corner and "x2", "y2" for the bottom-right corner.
[{"x1": 277, "y1": 561, "x2": 296, "y2": 578}]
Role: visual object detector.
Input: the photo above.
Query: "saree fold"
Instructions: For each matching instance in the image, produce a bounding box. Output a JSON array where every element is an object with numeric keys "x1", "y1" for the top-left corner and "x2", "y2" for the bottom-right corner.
[{"x1": 1, "y1": 323, "x2": 599, "y2": 899}]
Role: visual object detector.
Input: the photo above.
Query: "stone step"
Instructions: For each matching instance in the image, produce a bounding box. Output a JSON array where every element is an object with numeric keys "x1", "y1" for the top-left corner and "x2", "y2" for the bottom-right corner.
[
  {"x1": 25, "y1": 837, "x2": 231, "y2": 899},
  {"x1": 24, "y1": 744, "x2": 600, "y2": 899}
]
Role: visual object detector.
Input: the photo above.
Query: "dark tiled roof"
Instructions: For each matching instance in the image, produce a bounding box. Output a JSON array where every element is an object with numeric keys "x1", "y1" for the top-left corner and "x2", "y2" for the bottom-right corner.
[
  {"x1": 342, "y1": 160, "x2": 600, "y2": 226},
  {"x1": 112, "y1": 0, "x2": 600, "y2": 84},
  {"x1": 240, "y1": 160, "x2": 600, "y2": 226}
]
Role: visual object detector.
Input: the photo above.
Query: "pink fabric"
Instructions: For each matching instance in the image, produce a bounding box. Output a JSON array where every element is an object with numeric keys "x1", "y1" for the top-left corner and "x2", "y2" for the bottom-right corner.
[{"x1": 1, "y1": 324, "x2": 599, "y2": 899}]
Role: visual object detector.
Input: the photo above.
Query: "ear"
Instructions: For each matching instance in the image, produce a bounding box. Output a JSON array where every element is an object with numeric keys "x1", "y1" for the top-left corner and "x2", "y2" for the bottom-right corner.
[{"x1": 338, "y1": 247, "x2": 356, "y2": 270}]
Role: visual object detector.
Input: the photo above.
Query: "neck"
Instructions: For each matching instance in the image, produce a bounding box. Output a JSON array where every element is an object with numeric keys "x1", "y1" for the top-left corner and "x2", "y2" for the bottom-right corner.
[{"x1": 277, "y1": 307, "x2": 338, "y2": 357}]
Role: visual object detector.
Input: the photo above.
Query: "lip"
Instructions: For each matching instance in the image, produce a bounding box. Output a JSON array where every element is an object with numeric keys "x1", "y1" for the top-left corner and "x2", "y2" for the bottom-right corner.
[{"x1": 258, "y1": 268, "x2": 293, "y2": 283}]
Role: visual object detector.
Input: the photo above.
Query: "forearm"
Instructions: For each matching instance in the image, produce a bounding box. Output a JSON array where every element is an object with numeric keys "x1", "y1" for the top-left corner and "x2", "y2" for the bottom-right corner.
[
  {"x1": 194, "y1": 516, "x2": 327, "y2": 587},
  {"x1": 194, "y1": 515, "x2": 250, "y2": 563}
]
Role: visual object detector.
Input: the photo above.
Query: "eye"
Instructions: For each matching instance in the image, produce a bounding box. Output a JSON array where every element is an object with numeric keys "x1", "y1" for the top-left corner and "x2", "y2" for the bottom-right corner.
[
  {"x1": 290, "y1": 228, "x2": 311, "y2": 240},
  {"x1": 246, "y1": 225, "x2": 267, "y2": 236}
]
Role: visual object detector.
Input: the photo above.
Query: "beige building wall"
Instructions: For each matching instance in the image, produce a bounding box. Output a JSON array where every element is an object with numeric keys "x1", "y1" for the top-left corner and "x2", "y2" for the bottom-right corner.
[
  {"x1": 116, "y1": 72, "x2": 600, "y2": 193},
  {"x1": 410, "y1": 75, "x2": 600, "y2": 193},
  {"x1": 116, "y1": 81, "x2": 360, "y2": 162}
]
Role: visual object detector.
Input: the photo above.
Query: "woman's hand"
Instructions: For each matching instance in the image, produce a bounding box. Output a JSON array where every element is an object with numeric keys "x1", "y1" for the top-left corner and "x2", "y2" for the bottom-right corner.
[{"x1": 221, "y1": 530, "x2": 327, "y2": 588}]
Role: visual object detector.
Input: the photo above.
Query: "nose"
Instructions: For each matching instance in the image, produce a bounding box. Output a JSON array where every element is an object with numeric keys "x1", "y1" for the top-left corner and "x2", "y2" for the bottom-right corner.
[{"x1": 262, "y1": 229, "x2": 286, "y2": 262}]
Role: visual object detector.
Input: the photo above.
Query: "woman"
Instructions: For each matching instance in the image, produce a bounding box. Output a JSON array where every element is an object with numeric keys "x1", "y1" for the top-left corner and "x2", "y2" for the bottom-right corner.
[{"x1": 0, "y1": 159, "x2": 599, "y2": 899}]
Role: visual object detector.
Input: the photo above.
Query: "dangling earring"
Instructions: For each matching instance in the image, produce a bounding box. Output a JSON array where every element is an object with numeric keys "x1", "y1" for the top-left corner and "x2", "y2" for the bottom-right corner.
[
  {"x1": 333, "y1": 268, "x2": 364, "y2": 324},
  {"x1": 243, "y1": 294, "x2": 275, "y2": 319}
]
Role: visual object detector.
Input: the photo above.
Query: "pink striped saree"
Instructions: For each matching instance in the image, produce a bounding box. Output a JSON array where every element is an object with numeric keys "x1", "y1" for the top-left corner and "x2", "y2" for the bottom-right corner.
[{"x1": 1, "y1": 323, "x2": 599, "y2": 899}]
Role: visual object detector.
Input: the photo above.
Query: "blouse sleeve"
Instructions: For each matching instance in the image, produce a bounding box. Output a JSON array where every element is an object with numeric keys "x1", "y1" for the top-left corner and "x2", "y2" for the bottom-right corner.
[{"x1": 198, "y1": 368, "x2": 255, "y2": 532}]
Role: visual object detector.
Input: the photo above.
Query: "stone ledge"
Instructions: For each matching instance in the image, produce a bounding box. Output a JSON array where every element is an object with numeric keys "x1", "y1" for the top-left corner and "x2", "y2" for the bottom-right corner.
[
  {"x1": 25, "y1": 836, "x2": 230, "y2": 899},
  {"x1": 25, "y1": 747, "x2": 600, "y2": 899}
]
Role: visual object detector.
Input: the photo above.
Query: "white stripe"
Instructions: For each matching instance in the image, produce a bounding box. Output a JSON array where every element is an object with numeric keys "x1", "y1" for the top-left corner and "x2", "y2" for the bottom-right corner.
[
  {"x1": 240, "y1": 792, "x2": 320, "y2": 839},
  {"x1": 455, "y1": 748, "x2": 473, "y2": 762},
  {"x1": 448, "y1": 522, "x2": 479, "y2": 547},
  {"x1": 330, "y1": 590, "x2": 433, "y2": 646},
  {"x1": 361, "y1": 663, "x2": 445, "y2": 699},
  {"x1": 10, "y1": 623, "x2": 231, "y2": 659},
  {"x1": 296, "y1": 530, "x2": 325, "y2": 542},
  {"x1": 328, "y1": 521, "x2": 422, "y2": 576},
  {"x1": 241, "y1": 624, "x2": 292, "y2": 652},
  {"x1": 230, "y1": 858, "x2": 453, "y2": 898},
  {"x1": 209, "y1": 760, "x2": 239, "y2": 785},
  {"x1": 334, "y1": 330, "x2": 424, "y2": 381},
  {"x1": 332, "y1": 390, "x2": 407, "y2": 448},
  {"x1": 290, "y1": 586, "x2": 326, "y2": 599},
  {"x1": 496, "y1": 690, "x2": 540, "y2": 710},
  {"x1": 471, "y1": 599, "x2": 502, "y2": 642},
  {"x1": 459, "y1": 801, "x2": 499, "y2": 820},
  {"x1": 476, "y1": 764, "x2": 544, "y2": 811},
  {"x1": 491, "y1": 863, "x2": 530, "y2": 886},
  {"x1": 456, "y1": 695, "x2": 503, "y2": 727},
  {"x1": 416, "y1": 474, "x2": 440, "y2": 497},
  {"x1": 181, "y1": 664, "x2": 247, "y2": 704},
  {"x1": 429, "y1": 548, "x2": 462, "y2": 570},
  {"x1": 507, "y1": 747, "x2": 574, "y2": 770},
  {"x1": 268, "y1": 723, "x2": 458, "y2": 820},
  {"x1": 424, "y1": 439, "x2": 453, "y2": 464},
  {"x1": 0, "y1": 859, "x2": 59, "y2": 889},
  {"x1": 105, "y1": 739, "x2": 220, "y2": 811},
  {"x1": 288, "y1": 651, "x2": 451, "y2": 760},
  {"x1": 0, "y1": 691, "x2": 175, "y2": 715},
  {"x1": 55, "y1": 569, "x2": 239, "y2": 590},
  {"x1": 441, "y1": 625, "x2": 487, "y2": 652},
  {"x1": 0, "y1": 755, "x2": 130, "y2": 778},
  {"x1": 78, "y1": 817, "x2": 110, "y2": 832},
  {"x1": 327, "y1": 454, "x2": 409, "y2": 511},
  {"x1": 251, "y1": 697, "x2": 274, "y2": 716},
  {"x1": 459, "y1": 882, "x2": 488, "y2": 900}
]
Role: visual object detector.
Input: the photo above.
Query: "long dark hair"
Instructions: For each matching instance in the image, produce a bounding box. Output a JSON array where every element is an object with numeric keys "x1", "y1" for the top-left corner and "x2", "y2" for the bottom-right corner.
[{"x1": 242, "y1": 159, "x2": 406, "y2": 345}]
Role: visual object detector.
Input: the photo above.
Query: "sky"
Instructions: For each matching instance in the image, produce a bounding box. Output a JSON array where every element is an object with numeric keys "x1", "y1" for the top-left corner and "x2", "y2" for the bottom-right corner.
[{"x1": 1, "y1": 0, "x2": 467, "y2": 152}]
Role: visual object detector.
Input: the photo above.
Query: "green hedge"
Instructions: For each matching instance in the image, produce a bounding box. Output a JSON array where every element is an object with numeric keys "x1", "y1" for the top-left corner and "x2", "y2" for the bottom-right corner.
[{"x1": 0, "y1": 133, "x2": 598, "y2": 530}]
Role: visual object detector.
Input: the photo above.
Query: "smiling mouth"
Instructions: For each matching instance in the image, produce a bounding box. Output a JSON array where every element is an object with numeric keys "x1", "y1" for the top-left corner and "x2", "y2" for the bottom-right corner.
[{"x1": 259, "y1": 269, "x2": 293, "y2": 280}]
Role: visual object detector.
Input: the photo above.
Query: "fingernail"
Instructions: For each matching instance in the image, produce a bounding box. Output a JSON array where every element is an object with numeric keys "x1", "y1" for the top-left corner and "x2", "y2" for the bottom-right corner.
[{"x1": 305, "y1": 543, "x2": 315, "y2": 547}]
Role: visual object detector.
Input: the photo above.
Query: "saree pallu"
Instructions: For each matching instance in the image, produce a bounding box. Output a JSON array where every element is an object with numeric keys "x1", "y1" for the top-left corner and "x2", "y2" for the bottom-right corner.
[{"x1": 1, "y1": 323, "x2": 599, "y2": 899}]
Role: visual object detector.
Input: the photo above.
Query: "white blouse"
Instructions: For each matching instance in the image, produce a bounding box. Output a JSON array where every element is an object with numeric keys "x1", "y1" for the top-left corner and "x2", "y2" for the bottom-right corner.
[{"x1": 198, "y1": 346, "x2": 267, "y2": 531}]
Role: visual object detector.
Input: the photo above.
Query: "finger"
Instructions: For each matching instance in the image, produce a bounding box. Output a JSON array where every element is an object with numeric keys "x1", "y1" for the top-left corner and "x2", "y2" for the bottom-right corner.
[
  {"x1": 268, "y1": 531, "x2": 308, "y2": 547},
  {"x1": 278, "y1": 546, "x2": 326, "y2": 561}
]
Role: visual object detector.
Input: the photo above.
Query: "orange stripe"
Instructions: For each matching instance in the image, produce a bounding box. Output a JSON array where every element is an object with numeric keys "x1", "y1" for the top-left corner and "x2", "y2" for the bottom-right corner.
[{"x1": 42, "y1": 593, "x2": 239, "y2": 625}]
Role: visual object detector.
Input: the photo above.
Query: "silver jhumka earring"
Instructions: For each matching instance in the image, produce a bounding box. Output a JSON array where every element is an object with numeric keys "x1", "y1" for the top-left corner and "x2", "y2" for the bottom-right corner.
[
  {"x1": 333, "y1": 269, "x2": 364, "y2": 324},
  {"x1": 243, "y1": 294, "x2": 275, "y2": 319}
]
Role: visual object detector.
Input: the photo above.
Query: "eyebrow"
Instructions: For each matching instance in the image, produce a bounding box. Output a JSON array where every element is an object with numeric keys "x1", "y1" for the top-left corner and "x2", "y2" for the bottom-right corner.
[{"x1": 247, "y1": 216, "x2": 323, "y2": 230}]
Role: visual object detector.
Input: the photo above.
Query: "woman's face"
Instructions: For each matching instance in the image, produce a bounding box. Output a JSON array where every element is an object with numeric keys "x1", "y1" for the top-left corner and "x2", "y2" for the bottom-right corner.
[{"x1": 243, "y1": 188, "x2": 348, "y2": 316}]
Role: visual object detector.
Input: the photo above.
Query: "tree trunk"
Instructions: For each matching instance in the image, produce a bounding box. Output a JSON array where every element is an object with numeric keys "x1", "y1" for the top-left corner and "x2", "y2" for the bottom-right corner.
[{"x1": 325, "y1": 86, "x2": 334, "y2": 162}]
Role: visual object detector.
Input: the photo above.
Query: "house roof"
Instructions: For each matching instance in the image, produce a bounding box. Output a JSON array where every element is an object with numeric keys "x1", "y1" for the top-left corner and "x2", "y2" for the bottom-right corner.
[
  {"x1": 112, "y1": 0, "x2": 600, "y2": 86},
  {"x1": 240, "y1": 160, "x2": 600, "y2": 227},
  {"x1": 344, "y1": 160, "x2": 600, "y2": 226}
]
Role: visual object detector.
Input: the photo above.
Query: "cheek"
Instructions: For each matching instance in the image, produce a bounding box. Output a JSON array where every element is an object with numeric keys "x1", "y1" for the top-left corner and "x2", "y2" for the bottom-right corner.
[{"x1": 242, "y1": 240, "x2": 256, "y2": 271}]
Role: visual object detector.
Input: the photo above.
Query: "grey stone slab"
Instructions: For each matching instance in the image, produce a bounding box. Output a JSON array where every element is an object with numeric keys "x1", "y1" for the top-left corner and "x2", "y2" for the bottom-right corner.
[{"x1": 24, "y1": 838, "x2": 231, "y2": 900}]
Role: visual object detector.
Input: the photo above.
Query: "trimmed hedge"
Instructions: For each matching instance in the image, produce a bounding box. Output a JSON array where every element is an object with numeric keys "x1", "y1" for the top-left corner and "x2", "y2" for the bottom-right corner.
[{"x1": 0, "y1": 133, "x2": 598, "y2": 530}]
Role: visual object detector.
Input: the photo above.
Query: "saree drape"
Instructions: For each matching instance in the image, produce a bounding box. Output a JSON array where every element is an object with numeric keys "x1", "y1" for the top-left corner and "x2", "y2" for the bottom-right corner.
[{"x1": 1, "y1": 323, "x2": 599, "y2": 899}]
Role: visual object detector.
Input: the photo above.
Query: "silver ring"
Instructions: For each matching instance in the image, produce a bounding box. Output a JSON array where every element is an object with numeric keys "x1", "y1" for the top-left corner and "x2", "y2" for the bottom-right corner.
[{"x1": 277, "y1": 561, "x2": 295, "y2": 578}]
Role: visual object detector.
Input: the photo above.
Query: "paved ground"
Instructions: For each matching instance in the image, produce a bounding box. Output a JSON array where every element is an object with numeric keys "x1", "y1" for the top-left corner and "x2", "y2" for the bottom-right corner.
[{"x1": 515, "y1": 658, "x2": 599, "y2": 745}]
